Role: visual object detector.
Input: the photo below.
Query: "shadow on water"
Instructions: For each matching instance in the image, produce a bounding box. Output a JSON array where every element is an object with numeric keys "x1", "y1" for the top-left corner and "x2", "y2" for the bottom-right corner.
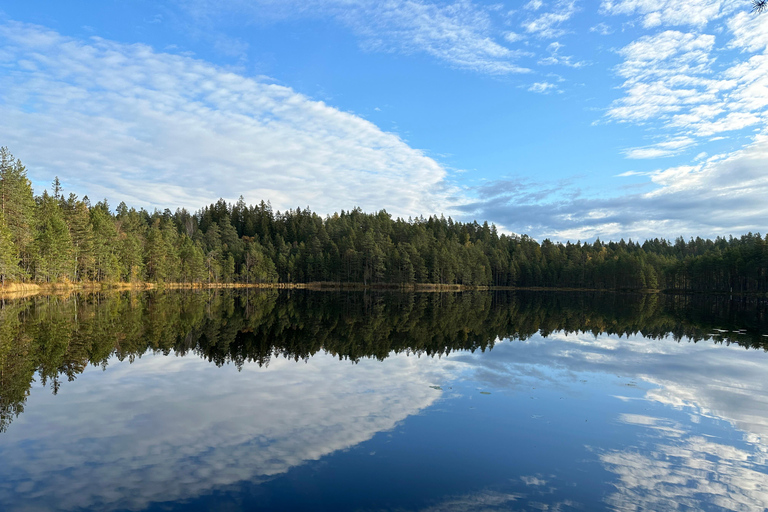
[{"x1": 1, "y1": 289, "x2": 767, "y2": 432}]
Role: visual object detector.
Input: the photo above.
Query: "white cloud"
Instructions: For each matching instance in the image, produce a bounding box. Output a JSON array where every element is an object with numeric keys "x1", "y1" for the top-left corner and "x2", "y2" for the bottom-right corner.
[
  {"x1": 728, "y1": 10, "x2": 768, "y2": 51},
  {"x1": 607, "y1": 9, "x2": 768, "y2": 145},
  {"x1": 0, "y1": 21, "x2": 458, "y2": 216},
  {"x1": 608, "y1": 30, "x2": 720, "y2": 123}
]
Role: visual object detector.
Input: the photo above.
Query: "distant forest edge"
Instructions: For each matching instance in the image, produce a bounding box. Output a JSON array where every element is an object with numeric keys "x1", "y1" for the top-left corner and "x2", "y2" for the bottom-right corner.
[{"x1": 1, "y1": 147, "x2": 767, "y2": 293}]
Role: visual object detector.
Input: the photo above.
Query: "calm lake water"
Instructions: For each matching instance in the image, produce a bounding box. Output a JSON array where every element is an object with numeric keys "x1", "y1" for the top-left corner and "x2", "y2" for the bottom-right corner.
[{"x1": 1, "y1": 290, "x2": 768, "y2": 511}]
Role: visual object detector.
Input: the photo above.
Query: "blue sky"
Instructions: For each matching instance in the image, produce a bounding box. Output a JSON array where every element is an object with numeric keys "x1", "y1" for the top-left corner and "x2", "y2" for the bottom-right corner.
[{"x1": 0, "y1": 0, "x2": 766, "y2": 241}]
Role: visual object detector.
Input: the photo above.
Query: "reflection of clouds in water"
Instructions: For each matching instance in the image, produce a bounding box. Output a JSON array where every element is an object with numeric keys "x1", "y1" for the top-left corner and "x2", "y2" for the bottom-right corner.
[
  {"x1": 418, "y1": 490, "x2": 523, "y2": 511},
  {"x1": 520, "y1": 475, "x2": 549, "y2": 487},
  {"x1": 456, "y1": 332, "x2": 768, "y2": 511},
  {"x1": 0, "y1": 352, "x2": 457, "y2": 511},
  {"x1": 458, "y1": 331, "x2": 768, "y2": 442},
  {"x1": 415, "y1": 488, "x2": 578, "y2": 512},
  {"x1": 3, "y1": 330, "x2": 768, "y2": 511},
  {"x1": 602, "y1": 433, "x2": 768, "y2": 511}
]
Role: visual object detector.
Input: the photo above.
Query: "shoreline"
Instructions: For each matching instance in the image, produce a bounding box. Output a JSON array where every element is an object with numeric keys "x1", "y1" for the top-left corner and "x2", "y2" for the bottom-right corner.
[{"x1": 0, "y1": 281, "x2": 764, "y2": 300}]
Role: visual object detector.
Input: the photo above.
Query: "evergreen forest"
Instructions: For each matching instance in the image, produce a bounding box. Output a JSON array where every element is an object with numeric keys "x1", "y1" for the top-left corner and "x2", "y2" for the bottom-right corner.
[{"x1": 1, "y1": 147, "x2": 767, "y2": 293}]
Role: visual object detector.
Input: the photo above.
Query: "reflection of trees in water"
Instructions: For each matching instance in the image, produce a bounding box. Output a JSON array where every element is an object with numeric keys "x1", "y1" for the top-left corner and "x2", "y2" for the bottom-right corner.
[{"x1": 1, "y1": 290, "x2": 767, "y2": 431}]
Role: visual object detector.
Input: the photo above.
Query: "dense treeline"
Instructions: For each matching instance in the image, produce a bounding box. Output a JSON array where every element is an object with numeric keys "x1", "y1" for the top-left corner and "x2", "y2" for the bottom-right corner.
[
  {"x1": 1, "y1": 147, "x2": 766, "y2": 292},
  {"x1": 2, "y1": 289, "x2": 767, "y2": 432}
]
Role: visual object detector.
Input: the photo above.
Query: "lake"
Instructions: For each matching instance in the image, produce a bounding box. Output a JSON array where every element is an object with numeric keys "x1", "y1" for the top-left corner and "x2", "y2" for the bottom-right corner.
[{"x1": 1, "y1": 290, "x2": 768, "y2": 511}]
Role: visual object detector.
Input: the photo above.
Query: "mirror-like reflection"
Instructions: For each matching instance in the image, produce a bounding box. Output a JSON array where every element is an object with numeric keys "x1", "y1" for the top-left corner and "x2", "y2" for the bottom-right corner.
[{"x1": 1, "y1": 290, "x2": 767, "y2": 511}]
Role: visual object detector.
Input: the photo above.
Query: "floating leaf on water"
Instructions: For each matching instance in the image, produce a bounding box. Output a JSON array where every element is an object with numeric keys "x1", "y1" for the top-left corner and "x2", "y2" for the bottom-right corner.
[
  {"x1": 429, "y1": 385, "x2": 442, "y2": 390},
  {"x1": 480, "y1": 391, "x2": 491, "y2": 395}
]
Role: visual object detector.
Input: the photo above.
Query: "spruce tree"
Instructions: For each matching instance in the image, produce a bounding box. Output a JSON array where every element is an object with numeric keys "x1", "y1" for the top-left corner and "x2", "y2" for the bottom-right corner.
[
  {"x1": 62, "y1": 194, "x2": 94, "y2": 281},
  {"x1": 33, "y1": 192, "x2": 74, "y2": 282},
  {"x1": 0, "y1": 211, "x2": 21, "y2": 285},
  {"x1": 0, "y1": 149, "x2": 36, "y2": 277}
]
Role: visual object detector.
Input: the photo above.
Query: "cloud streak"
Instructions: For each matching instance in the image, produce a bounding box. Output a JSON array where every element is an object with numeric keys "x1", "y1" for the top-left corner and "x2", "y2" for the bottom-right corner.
[{"x1": 178, "y1": 0, "x2": 531, "y2": 75}]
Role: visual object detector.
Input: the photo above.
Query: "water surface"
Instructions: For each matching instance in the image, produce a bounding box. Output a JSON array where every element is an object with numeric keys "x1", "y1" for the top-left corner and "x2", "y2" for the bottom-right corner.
[{"x1": 1, "y1": 291, "x2": 767, "y2": 511}]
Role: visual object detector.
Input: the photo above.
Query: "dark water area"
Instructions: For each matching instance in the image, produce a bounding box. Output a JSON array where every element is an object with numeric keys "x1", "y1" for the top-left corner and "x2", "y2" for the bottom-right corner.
[{"x1": 1, "y1": 290, "x2": 768, "y2": 511}]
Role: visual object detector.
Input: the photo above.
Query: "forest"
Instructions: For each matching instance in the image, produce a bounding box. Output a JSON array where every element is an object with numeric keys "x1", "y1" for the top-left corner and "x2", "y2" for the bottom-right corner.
[{"x1": 1, "y1": 147, "x2": 767, "y2": 293}]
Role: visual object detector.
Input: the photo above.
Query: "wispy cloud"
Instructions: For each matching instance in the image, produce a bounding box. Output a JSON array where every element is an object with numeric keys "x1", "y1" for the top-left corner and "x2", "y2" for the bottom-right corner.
[
  {"x1": 522, "y1": 0, "x2": 579, "y2": 38},
  {"x1": 589, "y1": 22, "x2": 614, "y2": 35},
  {"x1": 0, "y1": 21, "x2": 458, "y2": 216},
  {"x1": 178, "y1": 0, "x2": 531, "y2": 75},
  {"x1": 528, "y1": 81, "x2": 559, "y2": 93},
  {"x1": 600, "y1": 0, "x2": 739, "y2": 28},
  {"x1": 624, "y1": 136, "x2": 697, "y2": 158},
  {"x1": 538, "y1": 41, "x2": 587, "y2": 67}
]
